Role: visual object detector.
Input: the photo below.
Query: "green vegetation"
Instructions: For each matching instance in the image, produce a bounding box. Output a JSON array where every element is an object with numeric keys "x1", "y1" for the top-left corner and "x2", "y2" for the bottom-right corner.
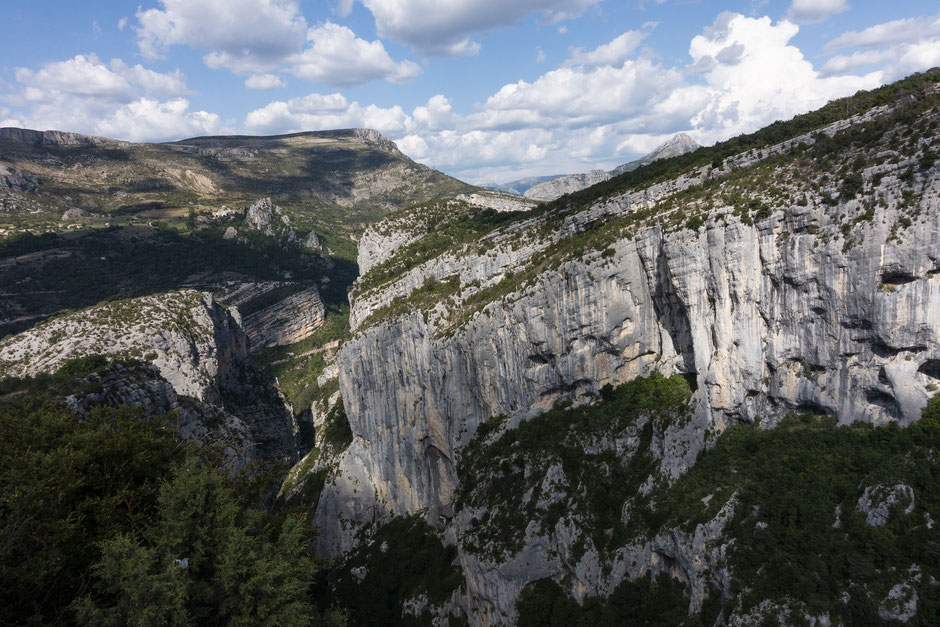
[
  {"x1": 456, "y1": 373, "x2": 693, "y2": 560},
  {"x1": 0, "y1": 130, "x2": 471, "y2": 245},
  {"x1": 279, "y1": 449, "x2": 330, "y2": 507},
  {"x1": 0, "y1": 362, "x2": 344, "y2": 625},
  {"x1": 517, "y1": 575, "x2": 697, "y2": 627},
  {"x1": 357, "y1": 275, "x2": 462, "y2": 330},
  {"x1": 329, "y1": 515, "x2": 465, "y2": 626},
  {"x1": 351, "y1": 200, "x2": 521, "y2": 299},
  {"x1": 0, "y1": 225, "x2": 351, "y2": 339},
  {"x1": 464, "y1": 383, "x2": 940, "y2": 624},
  {"x1": 645, "y1": 412, "x2": 939, "y2": 618},
  {"x1": 320, "y1": 401, "x2": 353, "y2": 451},
  {"x1": 0, "y1": 354, "x2": 112, "y2": 407},
  {"x1": 74, "y1": 456, "x2": 326, "y2": 626},
  {"x1": 0, "y1": 128, "x2": 478, "y2": 342},
  {"x1": 257, "y1": 305, "x2": 350, "y2": 414}
]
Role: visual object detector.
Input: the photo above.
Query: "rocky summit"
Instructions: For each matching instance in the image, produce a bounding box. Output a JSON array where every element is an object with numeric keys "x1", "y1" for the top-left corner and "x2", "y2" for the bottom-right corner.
[{"x1": 2, "y1": 68, "x2": 940, "y2": 627}]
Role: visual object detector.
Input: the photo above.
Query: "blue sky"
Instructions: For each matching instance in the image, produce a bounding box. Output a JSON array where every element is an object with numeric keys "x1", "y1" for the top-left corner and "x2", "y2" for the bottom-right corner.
[{"x1": 2, "y1": 1, "x2": 939, "y2": 184}]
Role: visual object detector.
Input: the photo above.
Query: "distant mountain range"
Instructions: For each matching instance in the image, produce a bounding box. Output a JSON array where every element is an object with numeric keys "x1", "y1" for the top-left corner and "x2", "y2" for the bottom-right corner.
[{"x1": 490, "y1": 133, "x2": 700, "y2": 200}]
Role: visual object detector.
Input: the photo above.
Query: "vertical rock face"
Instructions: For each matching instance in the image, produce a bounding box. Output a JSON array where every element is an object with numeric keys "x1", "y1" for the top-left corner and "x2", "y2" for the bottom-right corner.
[
  {"x1": 242, "y1": 287, "x2": 326, "y2": 351},
  {"x1": 0, "y1": 290, "x2": 298, "y2": 462},
  {"x1": 324, "y1": 198, "x2": 939, "y2": 548}
]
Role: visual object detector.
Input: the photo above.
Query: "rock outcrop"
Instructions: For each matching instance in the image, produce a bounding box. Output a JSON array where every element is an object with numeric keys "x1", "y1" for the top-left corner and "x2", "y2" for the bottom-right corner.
[
  {"x1": 523, "y1": 169, "x2": 609, "y2": 201},
  {"x1": 0, "y1": 127, "x2": 111, "y2": 147},
  {"x1": 0, "y1": 164, "x2": 40, "y2": 193},
  {"x1": 487, "y1": 175, "x2": 560, "y2": 197},
  {"x1": 456, "y1": 192, "x2": 536, "y2": 213},
  {"x1": 242, "y1": 287, "x2": 326, "y2": 351},
  {"x1": 65, "y1": 361, "x2": 256, "y2": 469},
  {"x1": 857, "y1": 484, "x2": 916, "y2": 526},
  {"x1": 0, "y1": 290, "x2": 298, "y2": 462},
  {"x1": 609, "y1": 133, "x2": 701, "y2": 176}
]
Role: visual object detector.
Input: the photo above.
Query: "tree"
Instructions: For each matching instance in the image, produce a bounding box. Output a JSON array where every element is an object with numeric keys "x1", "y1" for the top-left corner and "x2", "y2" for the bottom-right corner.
[{"x1": 76, "y1": 457, "x2": 331, "y2": 626}]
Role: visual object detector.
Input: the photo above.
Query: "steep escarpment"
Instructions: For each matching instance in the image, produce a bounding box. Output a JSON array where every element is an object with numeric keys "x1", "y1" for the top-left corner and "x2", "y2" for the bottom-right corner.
[
  {"x1": 315, "y1": 71, "x2": 940, "y2": 623},
  {"x1": 241, "y1": 287, "x2": 326, "y2": 351},
  {"x1": 0, "y1": 290, "x2": 298, "y2": 462}
]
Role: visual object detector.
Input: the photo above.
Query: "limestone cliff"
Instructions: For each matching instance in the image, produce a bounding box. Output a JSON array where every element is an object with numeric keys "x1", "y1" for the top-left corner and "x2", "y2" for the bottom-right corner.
[
  {"x1": 242, "y1": 287, "x2": 326, "y2": 351},
  {"x1": 315, "y1": 73, "x2": 940, "y2": 623},
  {"x1": 0, "y1": 290, "x2": 298, "y2": 462}
]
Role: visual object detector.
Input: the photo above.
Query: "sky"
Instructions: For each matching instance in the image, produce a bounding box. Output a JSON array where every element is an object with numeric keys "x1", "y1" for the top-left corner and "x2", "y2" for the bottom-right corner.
[{"x1": 2, "y1": 1, "x2": 940, "y2": 185}]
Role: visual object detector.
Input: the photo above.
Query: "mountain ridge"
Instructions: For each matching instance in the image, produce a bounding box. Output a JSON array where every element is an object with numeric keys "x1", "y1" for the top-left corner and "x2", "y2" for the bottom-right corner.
[{"x1": 521, "y1": 132, "x2": 702, "y2": 200}]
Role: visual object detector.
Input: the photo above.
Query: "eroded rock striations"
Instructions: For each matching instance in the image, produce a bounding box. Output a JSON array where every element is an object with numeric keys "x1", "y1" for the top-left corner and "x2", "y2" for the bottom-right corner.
[
  {"x1": 242, "y1": 287, "x2": 326, "y2": 351},
  {"x1": 315, "y1": 75, "x2": 940, "y2": 624}
]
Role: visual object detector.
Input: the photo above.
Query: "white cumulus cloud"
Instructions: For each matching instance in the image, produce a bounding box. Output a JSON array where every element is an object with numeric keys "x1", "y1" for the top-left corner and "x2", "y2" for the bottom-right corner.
[
  {"x1": 96, "y1": 98, "x2": 225, "y2": 142},
  {"x1": 826, "y1": 11, "x2": 940, "y2": 51},
  {"x1": 289, "y1": 22, "x2": 422, "y2": 86},
  {"x1": 244, "y1": 93, "x2": 410, "y2": 135},
  {"x1": 480, "y1": 57, "x2": 684, "y2": 130},
  {"x1": 686, "y1": 12, "x2": 880, "y2": 144},
  {"x1": 821, "y1": 12, "x2": 940, "y2": 81},
  {"x1": 241, "y1": 14, "x2": 889, "y2": 184},
  {"x1": 2, "y1": 54, "x2": 222, "y2": 142},
  {"x1": 136, "y1": 0, "x2": 308, "y2": 72},
  {"x1": 135, "y1": 1, "x2": 421, "y2": 87},
  {"x1": 109, "y1": 59, "x2": 190, "y2": 99},
  {"x1": 565, "y1": 30, "x2": 647, "y2": 68},
  {"x1": 13, "y1": 54, "x2": 136, "y2": 103}
]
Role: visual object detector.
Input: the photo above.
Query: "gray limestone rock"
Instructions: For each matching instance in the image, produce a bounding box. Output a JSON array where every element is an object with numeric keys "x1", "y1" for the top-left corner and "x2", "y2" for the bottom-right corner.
[
  {"x1": 524, "y1": 169, "x2": 610, "y2": 201},
  {"x1": 878, "y1": 583, "x2": 918, "y2": 622},
  {"x1": 317, "y1": 98, "x2": 940, "y2": 622},
  {"x1": 66, "y1": 361, "x2": 256, "y2": 469},
  {"x1": 0, "y1": 290, "x2": 298, "y2": 462},
  {"x1": 242, "y1": 287, "x2": 326, "y2": 351},
  {"x1": 303, "y1": 230, "x2": 322, "y2": 250},
  {"x1": 857, "y1": 484, "x2": 916, "y2": 526},
  {"x1": 456, "y1": 192, "x2": 536, "y2": 212}
]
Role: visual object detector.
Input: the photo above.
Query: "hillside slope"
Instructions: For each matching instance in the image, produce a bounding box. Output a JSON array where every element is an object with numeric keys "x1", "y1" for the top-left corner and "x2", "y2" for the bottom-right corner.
[{"x1": 0, "y1": 127, "x2": 471, "y2": 238}]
